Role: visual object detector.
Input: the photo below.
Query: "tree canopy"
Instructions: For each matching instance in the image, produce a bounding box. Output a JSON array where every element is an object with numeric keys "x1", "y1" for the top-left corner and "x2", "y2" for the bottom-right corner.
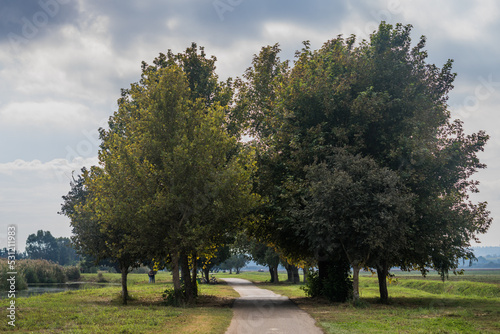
[
  {"x1": 62, "y1": 22, "x2": 491, "y2": 305},
  {"x1": 62, "y1": 44, "x2": 258, "y2": 304},
  {"x1": 238, "y1": 22, "x2": 491, "y2": 302}
]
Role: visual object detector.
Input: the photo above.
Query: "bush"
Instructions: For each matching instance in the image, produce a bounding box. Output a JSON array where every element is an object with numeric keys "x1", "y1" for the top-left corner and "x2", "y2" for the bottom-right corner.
[
  {"x1": 131, "y1": 266, "x2": 149, "y2": 274},
  {"x1": 97, "y1": 272, "x2": 108, "y2": 283},
  {"x1": 302, "y1": 261, "x2": 353, "y2": 302},
  {"x1": 23, "y1": 266, "x2": 38, "y2": 284},
  {"x1": 0, "y1": 259, "x2": 68, "y2": 287},
  {"x1": 162, "y1": 287, "x2": 186, "y2": 306},
  {"x1": 0, "y1": 259, "x2": 28, "y2": 291},
  {"x1": 18, "y1": 259, "x2": 67, "y2": 284},
  {"x1": 65, "y1": 266, "x2": 81, "y2": 281},
  {"x1": 53, "y1": 265, "x2": 66, "y2": 283},
  {"x1": 301, "y1": 270, "x2": 322, "y2": 298}
]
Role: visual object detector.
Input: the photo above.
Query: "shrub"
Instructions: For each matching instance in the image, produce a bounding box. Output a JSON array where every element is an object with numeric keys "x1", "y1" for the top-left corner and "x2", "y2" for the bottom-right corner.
[
  {"x1": 53, "y1": 265, "x2": 66, "y2": 283},
  {"x1": 162, "y1": 287, "x2": 185, "y2": 306},
  {"x1": 64, "y1": 266, "x2": 81, "y2": 281},
  {"x1": 131, "y1": 266, "x2": 149, "y2": 274},
  {"x1": 23, "y1": 266, "x2": 38, "y2": 284},
  {"x1": 301, "y1": 270, "x2": 322, "y2": 298},
  {"x1": 0, "y1": 259, "x2": 28, "y2": 291},
  {"x1": 302, "y1": 262, "x2": 353, "y2": 302},
  {"x1": 18, "y1": 259, "x2": 67, "y2": 284},
  {"x1": 97, "y1": 272, "x2": 108, "y2": 283}
]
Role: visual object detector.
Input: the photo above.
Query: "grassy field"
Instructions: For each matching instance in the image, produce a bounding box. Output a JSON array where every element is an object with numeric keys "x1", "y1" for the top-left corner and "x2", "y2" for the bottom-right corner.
[
  {"x1": 2, "y1": 270, "x2": 499, "y2": 333},
  {"x1": 0, "y1": 271, "x2": 236, "y2": 333},
  {"x1": 220, "y1": 270, "x2": 500, "y2": 333}
]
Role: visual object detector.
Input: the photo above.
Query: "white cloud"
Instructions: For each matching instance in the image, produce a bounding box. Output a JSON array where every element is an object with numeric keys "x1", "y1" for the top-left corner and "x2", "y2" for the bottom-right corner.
[
  {"x1": 0, "y1": 156, "x2": 98, "y2": 251},
  {"x1": 400, "y1": 0, "x2": 500, "y2": 42},
  {"x1": 0, "y1": 100, "x2": 93, "y2": 130},
  {"x1": 0, "y1": 156, "x2": 98, "y2": 179},
  {"x1": 0, "y1": 0, "x2": 499, "y2": 250}
]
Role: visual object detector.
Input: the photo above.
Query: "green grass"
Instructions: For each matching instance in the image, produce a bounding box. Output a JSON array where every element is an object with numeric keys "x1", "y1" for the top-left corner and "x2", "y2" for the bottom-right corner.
[
  {"x1": 216, "y1": 270, "x2": 290, "y2": 283},
  {"x1": 232, "y1": 270, "x2": 500, "y2": 333},
  {"x1": 3, "y1": 269, "x2": 499, "y2": 333},
  {"x1": 0, "y1": 272, "x2": 234, "y2": 333},
  {"x1": 361, "y1": 269, "x2": 500, "y2": 284}
]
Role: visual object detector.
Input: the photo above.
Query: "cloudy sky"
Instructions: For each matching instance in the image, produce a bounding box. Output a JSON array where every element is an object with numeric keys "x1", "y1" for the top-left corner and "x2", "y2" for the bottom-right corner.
[{"x1": 1, "y1": 0, "x2": 499, "y2": 251}]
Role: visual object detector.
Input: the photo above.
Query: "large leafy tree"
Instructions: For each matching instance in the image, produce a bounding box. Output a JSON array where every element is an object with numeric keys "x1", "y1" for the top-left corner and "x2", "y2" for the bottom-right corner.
[
  {"x1": 240, "y1": 22, "x2": 491, "y2": 302},
  {"x1": 78, "y1": 44, "x2": 257, "y2": 304}
]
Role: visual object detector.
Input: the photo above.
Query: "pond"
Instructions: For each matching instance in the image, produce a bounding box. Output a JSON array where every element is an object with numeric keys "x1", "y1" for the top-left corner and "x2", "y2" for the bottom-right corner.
[{"x1": 2, "y1": 282, "x2": 120, "y2": 299}]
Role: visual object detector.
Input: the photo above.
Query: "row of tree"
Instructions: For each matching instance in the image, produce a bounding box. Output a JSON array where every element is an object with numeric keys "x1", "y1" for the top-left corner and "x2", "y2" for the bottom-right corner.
[
  {"x1": 61, "y1": 22, "x2": 491, "y2": 304},
  {"x1": 0, "y1": 230, "x2": 79, "y2": 266}
]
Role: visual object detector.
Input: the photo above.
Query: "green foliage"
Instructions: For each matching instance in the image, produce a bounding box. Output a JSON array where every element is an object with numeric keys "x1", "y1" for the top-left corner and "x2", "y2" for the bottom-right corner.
[
  {"x1": 96, "y1": 272, "x2": 108, "y2": 283},
  {"x1": 60, "y1": 23, "x2": 491, "y2": 306},
  {"x1": 302, "y1": 262, "x2": 353, "y2": 303},
  {"x1": 162, "y1": 287, "x2": 184, "y2": 307},
  {"x1": 240, "y1": 22, "x2": 491, "y2": 303},
  {"x1": 0, "y1": 259, "x2": 28, "y2": 291},
  {"x1": 26, "y1": 230, "x2": 58, "y2": 261},
  {"x1": 219, "y1": 254, "x2": 249, "y2": 274},
  {"x1": 25, "y1": 230, "x2": 78, "y2": 265},
  {"x1": 4, "y1": 259, "x2": 68, "y2": 285},
  {"x1": 301, "y1": 270, "x2": 322, "y2": 298},
  {"x1": 62, "y1": 44, "x2": 258, "y2": 305},
  {"x1": 64, "y1": 266, "x2": 81, "y2": 281}
]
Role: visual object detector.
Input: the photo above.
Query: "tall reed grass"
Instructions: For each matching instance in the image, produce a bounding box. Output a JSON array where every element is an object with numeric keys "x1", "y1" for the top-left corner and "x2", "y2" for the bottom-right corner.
[{"x1": 0, "y1": 259, "x2": 81, "y2": 291}]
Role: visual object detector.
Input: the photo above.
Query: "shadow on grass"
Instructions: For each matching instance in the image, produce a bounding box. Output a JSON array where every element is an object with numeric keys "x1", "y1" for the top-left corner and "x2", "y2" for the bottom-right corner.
[
  {"x1": 291, "y1": 294, "x2": 500, "y2": 312},
  {"x1": 74, "y1": 287, "x2": 235, "y2": 309}
]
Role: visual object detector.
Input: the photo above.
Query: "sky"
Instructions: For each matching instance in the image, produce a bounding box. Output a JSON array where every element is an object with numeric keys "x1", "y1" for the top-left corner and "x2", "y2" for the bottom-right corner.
[{"x1": 0, "y1": 0, "x2": 499, "y2": 252}]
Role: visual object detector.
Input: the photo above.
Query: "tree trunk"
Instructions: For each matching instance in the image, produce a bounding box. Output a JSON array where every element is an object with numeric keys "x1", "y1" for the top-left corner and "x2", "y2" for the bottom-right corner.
[
  {"x1": 120, "y1": 264, "x2": 129, "y2": 305},
  {"x1": 204, "y1": 267, "x2": 210, "y2": 282},
  {"x1": 229, "y1": 268, "x2": 232, "y2": 274},
  {"x1": 191, "y1": 254, "x2": 198, "y2": 297},
  {"x1": 180, "y1": 253, "x2": 194, "y2": 303},
  {"x1": 285, "y1": 263, "x2": 293, "y2": 282},
  {"x1": 273, "y1": 265, "x2": 279, "y2": 284},
  {"x1": 317, "y1": 259, "x2": 328, "y2": 292},
  {"x1": 269, "y1": 266, "x2": 275, "y2": 283},
  {"x1": 303, "y1": 266, "x2": 309, "y2": 283},
  {"x1": 376, "y1": 262, "x2": 389, "y2": 303},
  {"x1": 172, "y1": 253, "x2": 181, "y2": 292},
  {"x1": 352, "y1": 263, "x2": 360, "y2": 301},
  {"x1": 292, "y1": 265, "x2": 300, "y2": 283}
]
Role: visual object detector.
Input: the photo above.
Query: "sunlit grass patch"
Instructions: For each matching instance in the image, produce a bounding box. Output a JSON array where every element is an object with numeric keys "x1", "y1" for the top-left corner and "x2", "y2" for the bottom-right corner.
[{"x1": 0, "y1": 273, "x2": 233, "y2": 333}]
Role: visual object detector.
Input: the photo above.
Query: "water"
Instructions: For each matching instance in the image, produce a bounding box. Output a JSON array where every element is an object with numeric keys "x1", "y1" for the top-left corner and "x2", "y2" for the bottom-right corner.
[{"x1": 3, "y1": 282, "x2": 119, "y2": 299}]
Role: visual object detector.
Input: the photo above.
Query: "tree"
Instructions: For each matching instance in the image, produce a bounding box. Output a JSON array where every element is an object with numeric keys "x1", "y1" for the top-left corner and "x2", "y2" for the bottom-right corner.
[
  {"x1": 249, "y1": 241, "x2": 281, "y2": 283},
  {"x1": 25, "y1": 231, "x2": 79, "y2": 265},
  {"x1": 25, "y1": 230, "x2": 58, "y2": 262},
  {"x1": 72, "y1": 44, "x2": 258, "y2": 305},
  {"x1": 240, "y1": 22, "x2": 491, "y2": 302},
  {"x1": 220, "y1": 253, "x2": 250, "y2": 275},
  {"x1": 301, "y1": 149, "x2": 414, "y2": 300},
  {"x1": 61, "y1": 167, "x2": 147, "y2": 304},
  {"x1": 55, "y1": 237, "x2": 79, "y2": 266},
  {"x1": 198, "y1": 245, "x2": 231, "y2": 282}
]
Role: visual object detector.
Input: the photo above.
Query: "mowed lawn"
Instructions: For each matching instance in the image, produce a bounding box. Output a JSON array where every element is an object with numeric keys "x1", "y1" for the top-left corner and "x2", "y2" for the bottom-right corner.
[
  {"x1": 0, "y1": 271, "x2": 237, "y2": 333},
  {"x1": 224, "y1": 270, "x2": 500, "y2": 333},
  {"x1": 1, "y1": 270, "x2": 499, "y2": 333}
]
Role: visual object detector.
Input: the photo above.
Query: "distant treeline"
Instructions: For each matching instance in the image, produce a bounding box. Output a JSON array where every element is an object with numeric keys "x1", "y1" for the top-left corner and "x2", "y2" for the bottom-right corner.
[
  {"x1": 0, "y1": 230, "x2": 80, "y2": 266},
  {"x1": 472, "y1": 247, "x2": 500, "y2": 258}
]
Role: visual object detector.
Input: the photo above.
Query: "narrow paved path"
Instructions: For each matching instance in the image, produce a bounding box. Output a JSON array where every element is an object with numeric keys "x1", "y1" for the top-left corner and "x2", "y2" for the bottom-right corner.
[{"x1": 222, "y1": 278, "x2": 323, "y2": 334}]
